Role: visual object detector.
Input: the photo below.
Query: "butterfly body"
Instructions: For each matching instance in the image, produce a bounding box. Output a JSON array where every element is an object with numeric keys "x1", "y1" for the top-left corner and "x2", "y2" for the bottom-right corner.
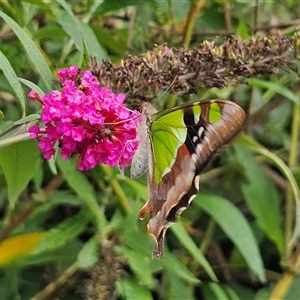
[
  {"x1": 130, "y1": 103, "x2": 157, "y2": 179},
  {"x1": 131, "y1": 100, "x2": 246, "y2": 258}
]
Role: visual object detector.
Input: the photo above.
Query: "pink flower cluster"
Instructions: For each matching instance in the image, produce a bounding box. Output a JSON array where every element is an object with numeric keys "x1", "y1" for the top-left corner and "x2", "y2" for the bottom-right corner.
[{"x1": 28, "y1": 66, "x2": 141, "y2": 170}]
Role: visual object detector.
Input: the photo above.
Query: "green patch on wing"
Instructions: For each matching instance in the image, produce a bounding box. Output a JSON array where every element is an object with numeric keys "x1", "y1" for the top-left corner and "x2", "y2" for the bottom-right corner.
[
  {"x1": 152, "y1": 107, "x2": 184, "y2": 127},
  {"x1": 208, "y1": 102, "x2": 222, "y2": 123},
  {"x1": 192, "y1": 104, "x2": 201, "y2": 123},
  {"x1": 150, "y1": 109, "x2": 187, "y2": 183}
]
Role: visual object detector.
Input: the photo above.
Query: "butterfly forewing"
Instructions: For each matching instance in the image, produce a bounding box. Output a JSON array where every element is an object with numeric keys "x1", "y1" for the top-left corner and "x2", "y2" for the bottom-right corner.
[
  {"x1": 183, "y1": 101, "x2": 246, "y2": 173},
  {"x1": 134, "y1": 100, "x2": 247, "y2": 258}
]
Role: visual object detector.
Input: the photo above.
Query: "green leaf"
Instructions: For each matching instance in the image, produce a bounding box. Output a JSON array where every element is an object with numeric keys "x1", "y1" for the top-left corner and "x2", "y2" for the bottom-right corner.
[
  {"x1": 115, "y1": 246, "x2": 154, "y2": 286},
  {"x1": 118, "y1": 205, "x2": 155, "y2": 255},
  {"x1": 92, "y1": 26, "x2": 126, "y2": 56},
  {"x1": 203, "y1": 283, "x2": 231, "y2": 300},
  {"x1": 33, "y1": 26, "x2": 68, "y2": 40},
  {"x1": 161, "y1": 253, "x2": 199, "y2": 284},
  {"x1": 80, "y1": 21, "x2": 106, "y2": 60},
  {"x1": 171, "y1": 221, "x2": 217, "y2": 281},
  {"x1": 236, "y1": 135, "x2": 300, "y2": 249},
  {"x1": 116, "y1": 279, "x2": 153, "y2": 300},
  {"x1": 249, "y1": 79, "x2": 300, "y2": 105},
  {"x1": 223, "y1": 285, "x2": 244, "y2": 300},
  {"x1": 94, "y1": 0, "x2": 151, "y2": 15},
  {"x1": 241, "y1": 159, "x2": 284, "y2": 254},
  {"x1": 56, "y1": 156, "x2": 96, "y2": 200},
  {"x1": 167, "y1": 272, "x2": 196, "y2": 300},
  {"x1": 0, "y1": 140, "x2": 40, "y2": 207},
  {"x1": 55, "y1": 8, "x2": 106, "y2": 60},
  {"x1": 57, "y1": 156, "x2": 106, "y2": 232},
  {"x1": 0, "y1": 233, "x2": 46, "y2": 268},
  {"x1": 237, "y1": 134, "x2": 300, "y2": 210},
  {"x1": 254, "y1": 286, "x2": 274, "y2": 300},
  {"x1": 19, "y1": 240, "x2": 82, "y2": 268},
  {"x1": 0, "y1": 50, "x2": 27, "y2": 115},
  {"x1": 122, "y1": 176, "x2": 147, "y2": 201},
  {"x1": 13, "y1": 114, "x2": 40, "y2": 126},
  {"x1": 34, "y1": 210, "x2": 91, "y2": 253},
  {"x1": 0, "y1": 110, "x2": 4, "y2": 125},
  {"x1": 236, "y1": 20, "x2": 249, "y2": 39},
  {"x1": 227, "y1": 284, "x2": 256, "y2": 300},
  {"x1": 77, "y1": 235, "x2": 99, "y2": 269},
  {"x1": 195, "y1": 194, "x2": 266, "y2": 283},
  {"x1": 0, "y1": 12, "x2": 52, "y2": 91},
  {"x1": 48, "y1": 190, "x2": 83, "y2": 206},
  {"x1": 284, "y1": 277, "x2": 300, "y2": 299},
  {"x1": 18, "y1": 77, "x2": 45, "y2": 96}
]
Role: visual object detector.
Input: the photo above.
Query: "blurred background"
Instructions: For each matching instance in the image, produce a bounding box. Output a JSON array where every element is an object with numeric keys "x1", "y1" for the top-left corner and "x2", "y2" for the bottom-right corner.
[{"x1": 0, "y1": 1, "x2": 300, "y2": 299}]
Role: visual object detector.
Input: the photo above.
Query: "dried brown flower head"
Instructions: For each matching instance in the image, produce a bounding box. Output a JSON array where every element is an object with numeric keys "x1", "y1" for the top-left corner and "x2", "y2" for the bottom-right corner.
[
  {"x1": 83, "y1": 240, "x2": 126, "y2": 300},
  {"x1": 92, "y1": 29, "x2": 300, "y2": 106}
]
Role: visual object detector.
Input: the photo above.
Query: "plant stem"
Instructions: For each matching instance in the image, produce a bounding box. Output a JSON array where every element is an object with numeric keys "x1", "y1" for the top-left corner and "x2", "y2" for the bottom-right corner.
[
  {"x1": 270, "y1": 102, "x2": 300, "y2": 299},
  {"x1": 182, "y1": 0, "x2": 207, "y2": 47},
  {"x1": 31, "y1": 263, "x2": 82, "y2": 300},
  {"x1": 200, "y1": 218, "x2": 216, "y2": 254},
  {"x1": 268, "y1": 272, "x2": 294, "y2": 300},
  {"x1": 101, "y1": 165, "x2": 132, "y2": 214},
  {"x1": 285, "y1": 102, "x2": 300, "y2": 258}
]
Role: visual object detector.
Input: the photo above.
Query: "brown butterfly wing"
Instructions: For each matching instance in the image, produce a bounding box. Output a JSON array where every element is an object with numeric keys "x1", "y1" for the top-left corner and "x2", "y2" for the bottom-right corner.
[
  {"x1": 138, "y1": 100, "x2": 247, "y2": 258},
  {"x1": 139, "y1": 144, "x2": 197, "y2": 258}
]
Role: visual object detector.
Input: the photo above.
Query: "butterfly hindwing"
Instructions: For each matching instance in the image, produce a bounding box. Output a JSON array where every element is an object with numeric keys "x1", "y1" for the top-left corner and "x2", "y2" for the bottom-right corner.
[
  {"x1": 132, "y1": 100, "x2": 247, "y2": 258},
  {"x1": 138, "y1": 143, "x2": 196, "y2": 258}
]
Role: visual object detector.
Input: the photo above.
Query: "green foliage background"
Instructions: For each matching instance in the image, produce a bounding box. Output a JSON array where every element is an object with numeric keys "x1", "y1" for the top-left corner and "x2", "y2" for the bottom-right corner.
[{"x1": 0, "y1": 1, "x2": 300, "y2": 299}]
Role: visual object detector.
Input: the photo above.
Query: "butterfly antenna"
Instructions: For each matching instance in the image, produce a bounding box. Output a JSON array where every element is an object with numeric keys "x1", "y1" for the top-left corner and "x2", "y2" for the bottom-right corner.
[{"x1": 160, "y1": 75, "x2": 178, "y2": 99}]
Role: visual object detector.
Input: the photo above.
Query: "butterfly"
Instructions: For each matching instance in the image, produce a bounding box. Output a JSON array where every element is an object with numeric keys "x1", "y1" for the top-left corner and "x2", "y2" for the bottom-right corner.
[{"x1": 131, "y1": 100, "x2": 247, "y2": 258}]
